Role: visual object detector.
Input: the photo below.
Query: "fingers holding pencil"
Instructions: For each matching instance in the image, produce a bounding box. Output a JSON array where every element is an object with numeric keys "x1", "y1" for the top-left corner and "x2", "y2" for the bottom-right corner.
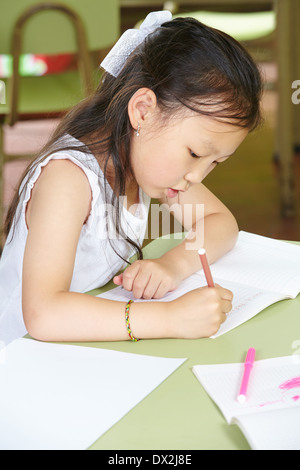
[
  {"x1": 198, "y1": 248, "x2": 233, "y2": 317},
  {"x1": 170, "y1": 285, "x2": 232, "y2": 338},
  {"x1": 204, "y1": 281, "x2": 233, "y2": 322},
  {"x1": 215, "y1": 284, "x2": 234, "y2": 317},
  {"x1": 215, "y1": 283, "x2": 234, "y2": 302}
]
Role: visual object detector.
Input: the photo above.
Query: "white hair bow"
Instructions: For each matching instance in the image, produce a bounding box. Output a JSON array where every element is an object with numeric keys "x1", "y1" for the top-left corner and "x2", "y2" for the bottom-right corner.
[{"x1": 100, "y1": 10, "x2": 172, "y2": 77}]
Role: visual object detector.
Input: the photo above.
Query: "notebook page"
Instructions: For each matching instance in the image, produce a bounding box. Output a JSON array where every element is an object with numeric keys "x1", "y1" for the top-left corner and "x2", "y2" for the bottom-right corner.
[
  {"x1": 98, "y1": 275, "x2": 283, "y2": 337},
  {"x1": 192, "y1": 355, "x2": 300, "y2": 424},
  {"x1": 207, "y1": 232, "x2": 300, "y2": 296},
  {"x1": 232, "y1": 407, "x2": 300, "y2": 450},
  {"x1": 211, "y1": 279, "x2": 284, "y2": 338}
]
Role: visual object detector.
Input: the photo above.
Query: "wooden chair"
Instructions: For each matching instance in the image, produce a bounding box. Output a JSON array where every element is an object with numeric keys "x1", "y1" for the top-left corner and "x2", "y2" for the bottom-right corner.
[{"x1": 0, "y1": 0, "x2": 120, "y2": 244}]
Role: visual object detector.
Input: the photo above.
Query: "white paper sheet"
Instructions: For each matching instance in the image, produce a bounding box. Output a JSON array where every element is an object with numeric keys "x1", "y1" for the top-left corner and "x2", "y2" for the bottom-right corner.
[
  {"x1": 232, "y1": 407, "x2": 300, "y2": 450},
  {"x1": 193, "y1": 355, "x2": 300, "y2": 422},
  {"x1": 193, "y1": 355, "x2": 300, "y2": 450},
  {"x1": 0, "y1": 339, "x2": 185, "y2": 450}
]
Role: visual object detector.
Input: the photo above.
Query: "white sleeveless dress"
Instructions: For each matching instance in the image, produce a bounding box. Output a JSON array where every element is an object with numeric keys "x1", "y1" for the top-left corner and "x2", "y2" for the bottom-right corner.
[{"x1": 0, "y1": 135, "x2": 150, "y2": 348}]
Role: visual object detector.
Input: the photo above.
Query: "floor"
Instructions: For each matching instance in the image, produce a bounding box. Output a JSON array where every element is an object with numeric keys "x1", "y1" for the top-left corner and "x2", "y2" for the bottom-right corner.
[{"x1": 2, "y1": 64, "x2": 300, "y2": 245}]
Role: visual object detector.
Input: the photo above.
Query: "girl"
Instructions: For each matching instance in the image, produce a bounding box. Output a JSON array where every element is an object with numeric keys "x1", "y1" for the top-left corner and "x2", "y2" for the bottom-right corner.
[{"x1": 0, "y1": 11, "x2": 262, "y2": 347}]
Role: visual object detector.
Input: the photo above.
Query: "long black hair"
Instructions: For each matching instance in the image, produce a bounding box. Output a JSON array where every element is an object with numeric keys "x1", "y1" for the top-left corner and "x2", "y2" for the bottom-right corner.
[{"x1": 5, "y1": 17, "x2": 263, "y2": 260}]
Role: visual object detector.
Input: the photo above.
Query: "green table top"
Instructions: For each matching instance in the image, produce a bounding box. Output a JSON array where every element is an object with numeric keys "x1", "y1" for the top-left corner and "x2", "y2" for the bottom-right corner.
[{"x1": 84, "y1": 234, "x2": 300, "y2": 450}]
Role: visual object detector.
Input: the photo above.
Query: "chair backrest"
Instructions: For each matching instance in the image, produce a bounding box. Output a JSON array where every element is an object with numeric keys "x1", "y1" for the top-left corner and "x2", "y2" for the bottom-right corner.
[
  {"x1": 0, "y1": 0, "x2": 120, "y2": 55},
  {"x1": 0, "y1": 1, "x2": 120, "y2": 125}
]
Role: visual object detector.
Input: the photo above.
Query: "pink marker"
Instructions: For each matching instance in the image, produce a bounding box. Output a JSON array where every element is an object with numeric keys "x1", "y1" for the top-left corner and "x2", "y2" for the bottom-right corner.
[
  {"x1": 198, "y1": 248, "x2": 214, "y2": 287},
  {"x1": 237, "y1": 348, "x2": 256, "y2": 403}
]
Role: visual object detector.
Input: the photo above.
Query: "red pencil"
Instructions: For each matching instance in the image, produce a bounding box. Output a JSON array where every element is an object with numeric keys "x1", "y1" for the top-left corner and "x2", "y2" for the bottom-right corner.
[{"x1": 198, "y1": 248, "x2": 215, "y2": 287}]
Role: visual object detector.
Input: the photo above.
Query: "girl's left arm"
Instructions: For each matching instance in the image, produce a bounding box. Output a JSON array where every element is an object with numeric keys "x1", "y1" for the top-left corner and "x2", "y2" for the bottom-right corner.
[
  {"x1": 158, "y1": 182, "x2": 239, "y2": 280},
  {"x1": 115, "y1": 183, "x2": 238, "y2": 298}
]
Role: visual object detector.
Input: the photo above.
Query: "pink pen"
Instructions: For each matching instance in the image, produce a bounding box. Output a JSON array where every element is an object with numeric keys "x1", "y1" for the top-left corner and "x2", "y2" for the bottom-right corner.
[
  {"x1": 198, "y1": 248, "x2": 215, "y2": 287},
  {"x1": 237, "y1": 348, "x2": 256, "y2": 403}
]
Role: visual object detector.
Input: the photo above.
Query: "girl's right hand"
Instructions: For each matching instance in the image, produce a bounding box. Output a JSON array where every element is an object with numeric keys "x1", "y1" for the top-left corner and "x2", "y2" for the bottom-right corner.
[{"x1": 168, "y1": 285, "x2": 233, "y2": 339}]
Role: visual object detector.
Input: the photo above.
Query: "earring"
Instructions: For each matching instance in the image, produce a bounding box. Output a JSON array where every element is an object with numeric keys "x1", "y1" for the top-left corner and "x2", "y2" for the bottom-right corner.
[{"x1": 136, "y1": 123, "x2": 140, "y2": 137}]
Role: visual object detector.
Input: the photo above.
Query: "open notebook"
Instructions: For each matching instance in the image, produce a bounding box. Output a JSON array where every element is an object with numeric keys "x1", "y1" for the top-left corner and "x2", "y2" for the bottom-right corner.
[
  {"x1": 98, "y1": 231, "x2": 300, "y2": 337},
  {"x1": 193, "y1": 355, "x2": 300, "y2": 450}
]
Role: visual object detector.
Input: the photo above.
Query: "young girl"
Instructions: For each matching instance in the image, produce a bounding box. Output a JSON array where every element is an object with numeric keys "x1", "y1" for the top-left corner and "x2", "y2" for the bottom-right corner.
[{"x1": 0, "y1": 11, "x2": 262, "y2": 347}]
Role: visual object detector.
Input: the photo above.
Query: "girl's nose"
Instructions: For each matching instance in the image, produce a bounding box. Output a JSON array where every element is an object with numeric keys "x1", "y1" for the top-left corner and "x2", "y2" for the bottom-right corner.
[
  {"x1": 186, "y1": 158, "x2": 217, "y2": 184},
  {"x1": 185, "y1": 164, "x2": 207, "y2": 185}
]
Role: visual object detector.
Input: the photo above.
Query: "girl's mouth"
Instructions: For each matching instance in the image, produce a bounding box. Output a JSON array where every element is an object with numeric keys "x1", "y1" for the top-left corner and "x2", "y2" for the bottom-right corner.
[{"x1": 167, "y1": 188, "x2": 179, "y2": 198}]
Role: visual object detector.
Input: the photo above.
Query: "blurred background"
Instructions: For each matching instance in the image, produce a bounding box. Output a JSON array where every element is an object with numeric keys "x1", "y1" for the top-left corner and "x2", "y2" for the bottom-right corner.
[{"x1": 1, "y1": 0, "x2": 299, "y2": 249}]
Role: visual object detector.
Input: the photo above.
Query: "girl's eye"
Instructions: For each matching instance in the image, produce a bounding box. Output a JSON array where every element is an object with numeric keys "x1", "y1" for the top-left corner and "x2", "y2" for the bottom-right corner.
[{"x1": 190, "y1": 150, "x2": 201, "y2": 159}]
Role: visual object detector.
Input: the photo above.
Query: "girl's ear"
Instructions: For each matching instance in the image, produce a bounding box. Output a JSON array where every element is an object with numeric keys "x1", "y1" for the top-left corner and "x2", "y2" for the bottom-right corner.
[{"x1": 128, "y1": 88, "x2": 157, "y2": 130}]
